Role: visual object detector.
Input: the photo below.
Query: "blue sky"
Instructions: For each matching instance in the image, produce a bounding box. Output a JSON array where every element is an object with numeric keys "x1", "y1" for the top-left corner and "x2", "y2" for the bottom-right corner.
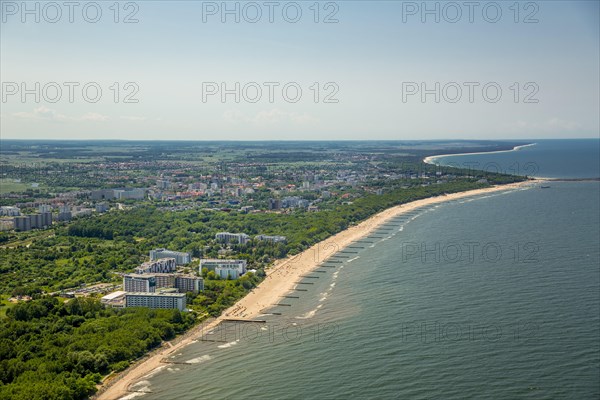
[{"x1": 1, "y1": 0, "x2": 598, "y2": 140}]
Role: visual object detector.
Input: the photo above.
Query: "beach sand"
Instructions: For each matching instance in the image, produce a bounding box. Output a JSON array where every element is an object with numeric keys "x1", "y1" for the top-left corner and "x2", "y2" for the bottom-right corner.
[
  {"x1": 422, "y1": 143, "x2": 536, "y2": 165},
  {"x1": 95, "y1": 179, "x2": 540, "y2": 400}
]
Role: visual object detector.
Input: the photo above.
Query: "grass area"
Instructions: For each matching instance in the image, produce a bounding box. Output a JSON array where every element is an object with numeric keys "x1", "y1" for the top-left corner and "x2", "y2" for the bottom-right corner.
[
  {"x1": 1, "y1": 151, "x2": 106, "y2": 163},
  {"x1": 0, "y1": 231, "x2": 55, "y2": 249},
  {"x1": 0, "y1": 179, "x2": 35, "y2": 194},
  {"x1": 0, "y1": 296, "x2": 16, "y2": 318}
]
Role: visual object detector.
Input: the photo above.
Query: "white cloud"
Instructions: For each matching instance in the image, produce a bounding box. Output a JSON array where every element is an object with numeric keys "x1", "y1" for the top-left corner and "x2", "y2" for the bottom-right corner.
[
  {"x1": 499, "y1": 118, "x2": 583, "y2": 135},
  {"x1": 12, "y1": 107, "x2": 109, "y2": 122},
  {"x1": 80, "y1": 112, "x2": 109, "y2": 122},
  {"x1": 120, "y1": 115, "x2": 147, "y2": 121},
  {"x1": 223, "y1": 109, "x2": 318, "y2": 127}
]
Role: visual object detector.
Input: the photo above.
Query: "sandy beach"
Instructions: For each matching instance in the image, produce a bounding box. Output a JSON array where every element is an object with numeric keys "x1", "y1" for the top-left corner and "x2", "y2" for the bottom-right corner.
[
  {"x1": 95, "y1": 179, "x2": 541, "y2": 400},
  {"x1": 423, "y1": 143, "x2": 537, "y2": 165}
]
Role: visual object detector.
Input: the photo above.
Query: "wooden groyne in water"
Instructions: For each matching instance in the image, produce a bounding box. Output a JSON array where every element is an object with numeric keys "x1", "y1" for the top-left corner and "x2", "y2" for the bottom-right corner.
[{"x1": 222, "y1": 318, "x2": 267, "y2": 323}]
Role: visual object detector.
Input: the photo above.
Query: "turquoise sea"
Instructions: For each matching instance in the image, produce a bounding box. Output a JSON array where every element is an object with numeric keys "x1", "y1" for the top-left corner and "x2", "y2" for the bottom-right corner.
[{"x1": 131, "y1": 139, "x2": 599, "y2": 400}]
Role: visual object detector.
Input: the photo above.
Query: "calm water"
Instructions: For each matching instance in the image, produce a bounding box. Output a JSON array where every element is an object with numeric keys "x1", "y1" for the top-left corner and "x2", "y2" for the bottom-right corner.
[
  {"x1": 428, "y1": 139, "x2": 600, "y2": 179},
  {"x1": 133, "y1": 142, "x2": 599, "y2": 400}
]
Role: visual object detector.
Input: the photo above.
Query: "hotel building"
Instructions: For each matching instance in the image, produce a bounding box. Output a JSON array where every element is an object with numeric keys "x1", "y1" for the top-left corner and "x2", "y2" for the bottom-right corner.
[
  {"x1": 123, "y1": 274, "x2": 157, "y2": 293},
  {"x1": 150, "y1": 248, "x2": 191, "y2": 265},
  {"x1": 175, "y1": 274, "x2": 204, "y2": 292},
  {"x1": 215, "y1": 232, "x2": 250, "y2": 245},
  {"x1": 125, "y1": 292, "x2": 186, "y2": 311},
  {"x1": 255, "y1": 235, "x2": 287, "y2": 243},
  {"x1": 199, "y1": 259, "x2": 247, "y2": 277},
  {"x1": 135, "y1": 258, "x2": 177, "y2": 274},
  {"x1": 152, "y1": 273, "x2": 204, "y2": 293},
  {"x1": 215, "y1": 266, "x2": 242, "y2": 280}
]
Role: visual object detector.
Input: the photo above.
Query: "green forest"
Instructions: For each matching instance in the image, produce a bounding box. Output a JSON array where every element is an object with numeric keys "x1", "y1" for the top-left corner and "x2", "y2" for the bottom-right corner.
[{"x1": 0, "y1": 297, "x2": 194, "y2": 400}]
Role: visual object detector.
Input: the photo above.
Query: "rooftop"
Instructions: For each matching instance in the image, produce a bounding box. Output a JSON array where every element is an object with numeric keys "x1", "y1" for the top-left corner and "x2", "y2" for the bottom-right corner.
[
  {"x1": 125, "y1": 292, "x2": 186, "y2": 298},
  {"x1": 101, "y1": 291, "x2": 126, "y2": 300}
]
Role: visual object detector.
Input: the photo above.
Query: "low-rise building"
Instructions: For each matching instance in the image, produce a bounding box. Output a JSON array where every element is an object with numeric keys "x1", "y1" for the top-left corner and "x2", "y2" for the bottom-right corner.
[{"x1": 100, "y1": 291, "x2": 126, "y2": 307}]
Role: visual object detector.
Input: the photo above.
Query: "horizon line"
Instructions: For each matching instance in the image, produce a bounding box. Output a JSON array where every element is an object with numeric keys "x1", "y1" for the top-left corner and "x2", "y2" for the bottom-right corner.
[{"x1": 1, "y1": 138, "x2": 598, "y2": 142}]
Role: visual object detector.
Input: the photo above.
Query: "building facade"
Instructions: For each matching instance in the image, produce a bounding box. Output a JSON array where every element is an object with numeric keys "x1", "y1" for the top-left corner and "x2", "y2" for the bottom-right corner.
[
  {"x1": 255, "y1": 235, "x2": 287, "y2": 243},
  {"x1": 129, "y1": 273, "x2": 203, "y2": 294},
  {"x1": 175, "y1": 274, "x2": 204, "y2": 292},
  {"x1": 135, "y1": 258, "x2": 177, "y2": 274},
  {"x1": 90, "y1": 189, "x2": 115, "y2": 201},
  {"x1": 114, "y1": 188, "x2": 146, "y2": 200},
  {"x1": 38, "y1": 205, "x2": 52, "y2": 213},
  {"x1": 153, "y1": 273, "x2": 176, "y2": 289},
  {"x1": 215, "y1": 232, "x2": 250, "y2": 245},
  {"x1": 199, "y1": 259, "x2": 247, "y2": 277},
  {"x1": 215, "y1": 266, "x2": 242, "y2": 279},
  {"x1": 125, "y1": 292, "x2": 186, "y2": 311},
  {"x1": 13, "y1": 212, "x2": 52, "y2": 231},
  {"x1": 150, "y1": 248, "x2": 191, "y2": 265},
  {"x1": 13, "y1": 216, "x2": 31, "y2": 231},
  {"x1": 0, "y1": 206, "x2": 20, "y2": 216},
  {"x1": 123, "y1": 274, "x2": 157, "y2": 292},
  {"x1": 100, "y1": 291, "x2": 126, "y2": 307}
]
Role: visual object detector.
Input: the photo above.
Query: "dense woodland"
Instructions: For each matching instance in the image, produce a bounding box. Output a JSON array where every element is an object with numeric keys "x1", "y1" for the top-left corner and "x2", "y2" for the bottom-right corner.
[{"x1": 0, "y1": 297, "x2": 194, "y2": 400}]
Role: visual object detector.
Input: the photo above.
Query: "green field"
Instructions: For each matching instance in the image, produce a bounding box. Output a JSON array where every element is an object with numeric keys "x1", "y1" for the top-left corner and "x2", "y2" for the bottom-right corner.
[{"x1": 0, "y1": 179, "x2": 40, "y2": 194}]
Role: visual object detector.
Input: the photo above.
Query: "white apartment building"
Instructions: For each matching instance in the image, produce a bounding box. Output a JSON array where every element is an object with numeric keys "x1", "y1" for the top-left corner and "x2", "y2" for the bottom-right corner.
[
  {"x1": 152, "y1": 273, "x2": 204, "y2": 293},
  {"x1": 125, "y1": 292, "x2": 186, "y2": 311},
  {"x1": 175, "y1": 275, "x2": 204, "y2": 292},
  {"x1": 150, "y1": 248, "x2": 191, "y2": 265},
  {"x1": 135, "y1": 258, "x2": 177, "y2": 274},
  {"x1": 255, "y1": 235, "x2": 287, "y2": 243},
  {"x1": 215, "y1": 232, "x2": 250, "y2": 245},
  {"x1": 199, "y1": 259, "x2": 247, "y2": 277},
  {"x1": 215, "y1": 266, "x2": 242, "y2": 280},
  {"x1": 123, "y1": 274, "x2": 157, "y2": 292}
]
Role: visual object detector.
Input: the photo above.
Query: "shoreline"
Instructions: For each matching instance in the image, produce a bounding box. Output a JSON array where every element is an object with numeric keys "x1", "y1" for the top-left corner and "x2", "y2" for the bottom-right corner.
[
  {"x1": 95, "y1": 179, "x2": 543, "y2": 400},
  {"x1": 423, "y1": 143, "x2": 536, "y2": 166}
]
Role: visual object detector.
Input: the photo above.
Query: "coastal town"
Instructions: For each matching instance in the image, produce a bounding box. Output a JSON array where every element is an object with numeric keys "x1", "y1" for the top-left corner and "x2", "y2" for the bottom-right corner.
[
  {"x1": 2, "y1": 1, "x2": 597, "y2": 397},
  {"x1": 0, "y1": 140, "x2": 528, "y2": 399},
  {"x1": 0, "y1": 142, "x2": 524, "y2": 308},
  {"x1": 1, "y1": 140, "x2": 523, "y2": 235}
]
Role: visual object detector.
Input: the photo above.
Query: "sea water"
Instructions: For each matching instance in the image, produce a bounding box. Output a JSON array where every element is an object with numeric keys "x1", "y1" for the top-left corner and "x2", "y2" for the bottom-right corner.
[{"x1": 134, "y1": 140, "x2": 599, "y2": 399}]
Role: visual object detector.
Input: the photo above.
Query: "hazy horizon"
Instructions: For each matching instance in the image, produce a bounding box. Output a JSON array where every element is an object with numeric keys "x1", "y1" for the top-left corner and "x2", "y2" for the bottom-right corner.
[{"x1": 1, "y1": 1, "x2": 599, "y2": 140}]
